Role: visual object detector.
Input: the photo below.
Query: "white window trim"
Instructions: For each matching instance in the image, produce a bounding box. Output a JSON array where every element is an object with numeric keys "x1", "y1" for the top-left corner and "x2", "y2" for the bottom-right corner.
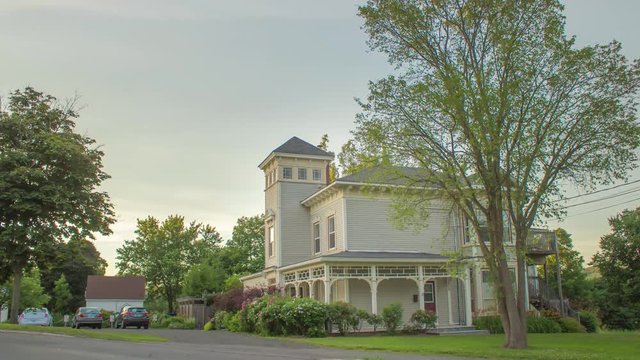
[
  {"x1": 313, "y1": 222, "x2": 321, "y2": 254},
  {"x1": 328, "y1": 215, "x2": 336, "y2": 250}
]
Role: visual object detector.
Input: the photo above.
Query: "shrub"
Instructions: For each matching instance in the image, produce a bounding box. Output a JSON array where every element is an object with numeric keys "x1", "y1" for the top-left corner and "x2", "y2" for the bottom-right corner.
[
  {"x1": 224, "y1": 312, "x2": 242, "y2": 332},
  {"x1": 364, "y1": 313, "x2": 383, "y2": 332},
  {"x1": 203, "y1": 320, "x2": 214, "y2": 331},
  {"x1": 381, "y1": 303, "x2": 403, "y2": 334},
  {"x1": 281, "y1": 297, "x2": 328, "y2": 337},
  {"x1": 578, "y1": 310, "x2": 599, "y2": 333},
  {"x1": 528, "y1": 316, "x2": 562, "y2": 333},
  {"x1": 410, "y1": 309, "x2": 438, "y2": 332},
  {"x1": 473, "y1": 315, "x2": 504, "y2": 334},
  {"x1": 556, "y1": 317, "x2": 586, "y2": 333},
  {"x1": 327, "y1": 302, "x2": 359, "y2": 335},
  {"x1": 355, "y1": 309, "x2": 370, "y2": 332},
  {"x1": 213, "y1": 311, "x2": 228, "y2": 329},
  {"x1": 166, "y1": 316, "x2": 196, "y2": 329}
]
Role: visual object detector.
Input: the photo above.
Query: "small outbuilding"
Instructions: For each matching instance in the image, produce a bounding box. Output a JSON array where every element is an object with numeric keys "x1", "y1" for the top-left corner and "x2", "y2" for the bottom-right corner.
[{"x1": 85, "y1": 275, "x2": 145, "y2": 312}]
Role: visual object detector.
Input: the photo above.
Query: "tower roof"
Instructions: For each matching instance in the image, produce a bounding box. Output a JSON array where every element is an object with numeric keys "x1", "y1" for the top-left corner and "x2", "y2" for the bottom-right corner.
[
  {"x1": 259, "y1": 136, "x2": 334, "y2": 169},
  {"x1": 272, "y1": 136, "x2": 333, "y2": 157}
]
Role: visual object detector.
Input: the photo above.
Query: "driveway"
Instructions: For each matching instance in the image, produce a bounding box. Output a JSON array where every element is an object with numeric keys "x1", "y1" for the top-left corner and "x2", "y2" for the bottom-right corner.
[{"x1": 2, "y1": 329, "x2": 480, "y2": 360}]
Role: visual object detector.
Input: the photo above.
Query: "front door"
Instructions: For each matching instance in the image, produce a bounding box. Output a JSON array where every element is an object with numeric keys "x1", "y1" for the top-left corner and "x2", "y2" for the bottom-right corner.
[{"x1": 424, "y1": 281, "x2": 436, "y2": 313}]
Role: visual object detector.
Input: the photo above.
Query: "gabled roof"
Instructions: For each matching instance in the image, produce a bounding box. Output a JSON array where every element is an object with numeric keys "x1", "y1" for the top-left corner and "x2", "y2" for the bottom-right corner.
[
  {"x1": 85, "y1": 276, "x2": 145, "y2": 300},
  {"x1": 259, "y1": 136, "x2": 334, "y2": 169}
]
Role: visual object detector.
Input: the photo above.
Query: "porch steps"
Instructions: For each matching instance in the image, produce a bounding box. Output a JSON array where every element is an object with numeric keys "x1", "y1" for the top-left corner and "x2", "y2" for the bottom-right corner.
[{"x1": 429, "y1": 326, "x2": 489, "y2": 336}]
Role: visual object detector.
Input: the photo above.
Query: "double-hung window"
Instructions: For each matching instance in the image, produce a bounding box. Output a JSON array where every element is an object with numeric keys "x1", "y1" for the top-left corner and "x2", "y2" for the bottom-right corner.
[
  {"x1": 312, "y1": 169, "x2": 321, "y2": 181},
  {"x1": 313, "y1": 222, "x2": 320, "y2": 254},
  {"x1": 298, "y1": 168, "x2": 307, "y2": 180},
  {"x1": 283, "y1": 167, "x2": 292, "y2": 179},
  {"x1": 328, "y1": 216, "x2": 336, "y2": 249},
  {"x1": 268, "y1": 226, "x2": 275, "y2": 257}
]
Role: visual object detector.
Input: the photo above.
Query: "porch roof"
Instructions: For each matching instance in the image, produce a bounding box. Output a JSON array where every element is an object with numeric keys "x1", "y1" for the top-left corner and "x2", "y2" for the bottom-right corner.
[{"x1": 323, "y1": 251, "x2": 447, "y2": 260}]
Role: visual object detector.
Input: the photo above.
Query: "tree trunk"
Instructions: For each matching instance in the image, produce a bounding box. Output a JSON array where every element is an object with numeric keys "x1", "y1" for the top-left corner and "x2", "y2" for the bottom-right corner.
[{"x1": 10, "y1": 267, "x2": 23, "y2": 324}]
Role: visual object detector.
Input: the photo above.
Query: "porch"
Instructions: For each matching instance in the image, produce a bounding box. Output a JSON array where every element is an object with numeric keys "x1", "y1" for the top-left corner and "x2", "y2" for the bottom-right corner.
[{"x1": 281, "y1": 263, "x2": 473, "y2": 328}]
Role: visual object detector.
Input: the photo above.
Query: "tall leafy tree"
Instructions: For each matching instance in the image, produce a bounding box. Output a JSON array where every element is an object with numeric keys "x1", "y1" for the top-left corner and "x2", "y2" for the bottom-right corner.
[
  {"x1": 222, "y1": 215, "x2": 264, "y2": 275},
  {"x1": 351, "y1": 0, "x2": 640, "y2": 348},
  {"x1": 182, "y1": 257, "x2": 226, "y2": 297},
  {"x1": 592, "y1": 208, "x2": 640, "y2": 329},
  {"x1": 52, "y1": 274, "x2": 73, "y2": 314},
  {"x1": 116, "y1": 215, "x2": 222, "y2": 313},
  {"x1": 1, "y1": 269, "x2": 50, "y2": 312},
  {"x1": 39, "y1": 238, "x2": 108, "y2": 311},
  {"x1": 0, "y1": 88, "x2": 114, "y2": 323}
]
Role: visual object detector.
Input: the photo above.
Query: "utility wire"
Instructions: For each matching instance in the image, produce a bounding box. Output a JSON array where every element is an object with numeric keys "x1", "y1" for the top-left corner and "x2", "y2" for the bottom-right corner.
[
  {"x1": 559, "y1": 185, "x2": 640, "y2": 210},
  {"x1": 550, "y1": 196, "x2": 640, "y2": 220},
  {"x1": 552, "y1": 179, "x2": 640, "y2": 203}
]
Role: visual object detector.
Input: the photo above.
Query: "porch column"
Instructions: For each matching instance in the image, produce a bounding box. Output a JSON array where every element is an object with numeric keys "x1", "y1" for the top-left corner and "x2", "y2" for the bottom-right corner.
[
  {"x1": 417, "y1": 266, "x2": 425, "y2": 308},
  {"x1": 370, "y1": 280, "x2": 378, "y2": 315},
  {"x1": 309, "y1": 281, "x2": 316, "y2": 300},
  {"x1": 464, "y1": 268, "x2": 473, "y2": 326},
  {"x1": 324, "y1": 280, "x2": 331, "y2": 304},
  {"x1": 294, "y1": 283, "x2": 299, "y2": 297}
]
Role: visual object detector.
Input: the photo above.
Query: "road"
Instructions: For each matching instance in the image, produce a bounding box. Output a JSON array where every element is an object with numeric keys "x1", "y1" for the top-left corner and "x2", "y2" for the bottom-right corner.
[{"x1": 0, "y1": 329, "x2": 477, "y2": 360}]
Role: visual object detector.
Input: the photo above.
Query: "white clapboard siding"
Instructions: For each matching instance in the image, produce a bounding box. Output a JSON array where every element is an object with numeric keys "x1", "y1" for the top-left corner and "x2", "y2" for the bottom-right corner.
[{"x1": 345, "y1": 198, "x2": 457, "y2": 254}]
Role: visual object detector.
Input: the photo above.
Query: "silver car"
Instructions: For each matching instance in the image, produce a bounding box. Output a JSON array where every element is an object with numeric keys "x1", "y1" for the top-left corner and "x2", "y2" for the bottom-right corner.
[
  {"x1": 71, "y1": 307, "x2": 103, "y2": 329},
  {"x1": 18, "y1": 308, "x2": 53, "y2": 326}
]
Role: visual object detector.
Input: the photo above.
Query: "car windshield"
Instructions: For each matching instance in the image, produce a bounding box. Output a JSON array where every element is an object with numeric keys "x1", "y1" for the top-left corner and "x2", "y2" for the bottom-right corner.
[
  {"x1": 22, "y1": 308, "x2": 47, "y2": 318},
  {"x1": 129, "y1": 308, "x2": 147, "y2": 313},
  {"x1": 81, "y1": 308, "x2": 100, "y2": 314}
]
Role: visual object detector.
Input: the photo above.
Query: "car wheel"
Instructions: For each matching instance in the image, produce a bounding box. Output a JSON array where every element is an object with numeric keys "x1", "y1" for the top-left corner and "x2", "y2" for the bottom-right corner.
[
  {"x1": 137, "y1": 325, "x2": 141, "y2": 329},
  {"x1": 98, "y1": 324, "x2": 102, "y2": 329},
  {"x1": 144, "y1": 325, "x2": 149, "y2": 329}
]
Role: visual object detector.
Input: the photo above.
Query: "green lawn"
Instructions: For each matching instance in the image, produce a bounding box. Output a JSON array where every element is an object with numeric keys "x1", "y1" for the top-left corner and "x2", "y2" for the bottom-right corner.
[
  {"x1": 296, "y1": 332, "x2": 640, "y2": 360},
  {"x1": 0, "y1": 324, "x2": 168, "y2": 343}
]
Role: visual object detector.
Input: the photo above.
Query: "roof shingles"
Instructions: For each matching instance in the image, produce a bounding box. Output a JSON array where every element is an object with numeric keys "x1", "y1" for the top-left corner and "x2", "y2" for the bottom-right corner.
[{"x1": 85, "y1": 276, "x2": 145, "y2": 300}]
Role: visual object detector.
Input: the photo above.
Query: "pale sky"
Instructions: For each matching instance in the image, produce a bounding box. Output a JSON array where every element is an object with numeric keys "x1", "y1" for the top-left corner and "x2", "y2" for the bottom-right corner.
[{"x1": 1, "y1": 1, "x2": 638, "y2": 275}]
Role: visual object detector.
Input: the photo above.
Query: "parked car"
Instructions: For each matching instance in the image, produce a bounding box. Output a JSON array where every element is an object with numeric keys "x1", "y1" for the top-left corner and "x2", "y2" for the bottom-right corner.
[
  {"x1": 115, "y1": 306, "x2": 149, "y2": 329},
  {"x1": 71, "y1": 307, "x2": 103, "y2": 329},
  {"x1": 18, "y1": 308, "x2": 52, "y2": 326}
]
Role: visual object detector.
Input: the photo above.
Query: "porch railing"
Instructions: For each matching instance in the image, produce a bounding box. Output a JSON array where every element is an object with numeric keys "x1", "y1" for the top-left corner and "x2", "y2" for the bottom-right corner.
[{"x1": 528, "y1": 276, "x2": 579, "y2": 319}]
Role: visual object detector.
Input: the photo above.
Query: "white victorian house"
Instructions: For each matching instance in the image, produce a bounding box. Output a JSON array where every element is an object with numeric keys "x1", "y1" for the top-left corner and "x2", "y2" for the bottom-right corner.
[{"x1": 242, "y1": 137, "x2": 555, "y2": 328}]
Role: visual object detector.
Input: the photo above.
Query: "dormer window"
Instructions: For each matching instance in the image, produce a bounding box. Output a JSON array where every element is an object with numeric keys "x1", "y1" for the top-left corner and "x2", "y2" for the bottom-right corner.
[
  {"x1": 313, "y1": 169, "x2": 321, "y2": 181},
  {"x1": 298, "y1": 168, "x2": 307, "y2": 180},
  {"x1": 283, "y1": 167, "x2": 292, "y2": 179}
]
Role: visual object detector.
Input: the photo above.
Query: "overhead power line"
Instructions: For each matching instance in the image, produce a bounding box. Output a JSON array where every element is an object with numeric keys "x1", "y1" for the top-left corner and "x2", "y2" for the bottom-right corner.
[
  {"x1": 559, "y1": 185, "x2": 640, "y2": 210},
  {"x1": 553, "y1": 179, "x2": 640, "y2": 203},
  {"x1": 559, "y1": 196, "x2": 640, "y2": 219}
]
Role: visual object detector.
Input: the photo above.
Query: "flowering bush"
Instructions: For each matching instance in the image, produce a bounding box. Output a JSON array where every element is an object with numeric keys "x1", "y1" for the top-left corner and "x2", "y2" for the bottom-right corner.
[{"x1": 241, "y1": 294, "x2": 328, "y2": 337}]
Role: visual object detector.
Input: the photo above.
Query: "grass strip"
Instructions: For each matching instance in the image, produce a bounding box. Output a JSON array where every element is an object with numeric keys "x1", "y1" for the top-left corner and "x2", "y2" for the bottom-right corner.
[
  {"x1": 0, "y1": 323, "x2": 168, "y2": 343},
  {"x1": 294, "y1": 332, "x2": 640, "y2": 360}
]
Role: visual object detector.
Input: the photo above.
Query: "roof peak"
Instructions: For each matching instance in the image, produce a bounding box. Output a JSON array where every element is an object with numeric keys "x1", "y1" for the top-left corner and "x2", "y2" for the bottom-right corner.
[{"x1": 259, "y1": 136, "x2": 334, "y2": 168}]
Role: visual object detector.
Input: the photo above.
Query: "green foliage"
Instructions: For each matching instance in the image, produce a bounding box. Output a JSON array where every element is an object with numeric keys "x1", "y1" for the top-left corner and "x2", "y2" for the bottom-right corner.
[
  {"x1": 40, "y1": 239, "x2": 109, "y2": 312},
  {"x1": 592, "y1": 208, "x2": 640, "y2": 330},
  {"x1": 116, "y1": 215, "x2": 223, "y2": 312},
  {"x1": 52, "y1": 274, "x2": 72, "y2": 314},
  {"x1": 327, "y1": 301, "x2": 359, "y2": 335},
  {"x1": 409, "y1": 309, "x2": 437, "y2": 332},
  {"x1": 0, "y1": 87, "x2": 115, "y2": 322},
  {"x1": 541, "y1": 229, "x2": 593, "y2": 308},
  {"x1": 556, "y1": 317, "x2": 586, "y2": 333},
  {"x1": 364, "y1": 313, "x2": 383, "y2": 332},
  {"x1": 213, "y1": 311, "x2": 228, "y2": 329},
  {"x1": 473, "y1": 315, "x2": 504, "y2": 334},
  {"x1": 1, "y1": 270, "x2": 51, "y2": 311},
  {"x1": 381, "y1": 303, "x2": 403, "y2": 334},
  {"x1": 221, "y1": 215, "x2": 264, "y2": 275},
  {"x1": 203, "y1": 320, "x2": 214, "y2": 331},
  {"x1": 353, "y1": 0, "x2": 640, "y2": 347},
  {"x1": 527, "y1": 316, "x2": 562, "y2": 333},
  {"x1": 223, "y1": 274, "x2": 244, "y2": 291},
  {"x1": 474, "y1": 315, "x2": 563, "y2": 334},
  {"x1": 165, "y1": 316, "x2": 195, "y2": 329},
  {"x1": 182, "y1": 257, "x2": 226, "y2": 297},
  {"x1": 242, "y1": 295, "x2": 328, "y2": 337},
  {"x1": 224, "y1": 312, "x2": 242, "y2": 332},
  {"x1": 578, "y1": 310, "x2": 600, "y2": 333}
]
